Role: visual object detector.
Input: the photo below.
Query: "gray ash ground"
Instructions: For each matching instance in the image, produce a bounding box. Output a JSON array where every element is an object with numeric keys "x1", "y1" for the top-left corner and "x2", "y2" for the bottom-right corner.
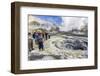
[{"x1": 28, "y1": 33, "x2": 88, "y2": 61}]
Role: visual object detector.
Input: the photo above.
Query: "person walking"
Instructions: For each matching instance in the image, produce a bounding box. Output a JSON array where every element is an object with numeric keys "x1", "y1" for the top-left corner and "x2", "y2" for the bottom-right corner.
[
  {"x1": 28, "y1": 33, "x2": 34, "y2": 52},
  {"x1": 34, "y1": 32, "x2": 39, "y2": 44},
  {"x1": 32, "y1": 32, "x2": 36, "y2": 39},
  {"x1": 48, "y1": 33, "x2": 50, "y2": 39},
  {"x1": 38, "y1": 34, "x2": 44, "y2": 51},
  {"x1": 45, "y1": 32, "x2": 48, "y2": 40}
]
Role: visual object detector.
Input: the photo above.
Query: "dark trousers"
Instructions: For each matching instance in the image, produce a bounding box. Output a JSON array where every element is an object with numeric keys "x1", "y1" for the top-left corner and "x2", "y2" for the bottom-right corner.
[{"x1": 38, "y1": 42, "x2": 44, "y2": 50}]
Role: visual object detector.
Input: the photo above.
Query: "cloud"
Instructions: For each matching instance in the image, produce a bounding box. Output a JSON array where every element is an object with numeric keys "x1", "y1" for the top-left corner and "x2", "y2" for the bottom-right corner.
[{"x1": 59, "y1": 17, "x2": 88, "y2": 31}]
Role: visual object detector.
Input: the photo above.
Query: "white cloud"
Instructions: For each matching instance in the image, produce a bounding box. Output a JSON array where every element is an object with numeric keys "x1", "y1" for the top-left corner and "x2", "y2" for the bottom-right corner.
[{"x1": 59, "y1": 17, "x2": 88, "y2": 31}]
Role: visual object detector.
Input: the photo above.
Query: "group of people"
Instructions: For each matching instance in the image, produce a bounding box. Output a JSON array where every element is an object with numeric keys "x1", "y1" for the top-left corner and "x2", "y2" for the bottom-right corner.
[{"x1": 28, "y1": 31, "x2": 51, "y2": 52}]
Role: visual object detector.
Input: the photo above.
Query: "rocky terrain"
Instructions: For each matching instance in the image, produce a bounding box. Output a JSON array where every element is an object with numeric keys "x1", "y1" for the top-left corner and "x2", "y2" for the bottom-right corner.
[{"x1": 28, "y1": 34, "x2": 88, "y2": 60}]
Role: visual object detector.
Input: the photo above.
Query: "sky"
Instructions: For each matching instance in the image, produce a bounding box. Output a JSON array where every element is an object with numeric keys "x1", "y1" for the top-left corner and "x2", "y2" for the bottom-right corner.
[
  {"x1": 35, "y1": 15, "x2": 63, "y2": 26},
  {"x1": 31, "y1": 15, "x2": 88, "y2": 31},
  {"x1": 60, "y1": 17, "x2": 88, "y2": 31}
]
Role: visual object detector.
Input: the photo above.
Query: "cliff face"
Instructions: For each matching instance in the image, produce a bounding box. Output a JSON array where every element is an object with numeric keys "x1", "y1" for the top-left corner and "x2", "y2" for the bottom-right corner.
[{"x1": 28, "y1": 15, "x2": 57, "y2": 33}]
